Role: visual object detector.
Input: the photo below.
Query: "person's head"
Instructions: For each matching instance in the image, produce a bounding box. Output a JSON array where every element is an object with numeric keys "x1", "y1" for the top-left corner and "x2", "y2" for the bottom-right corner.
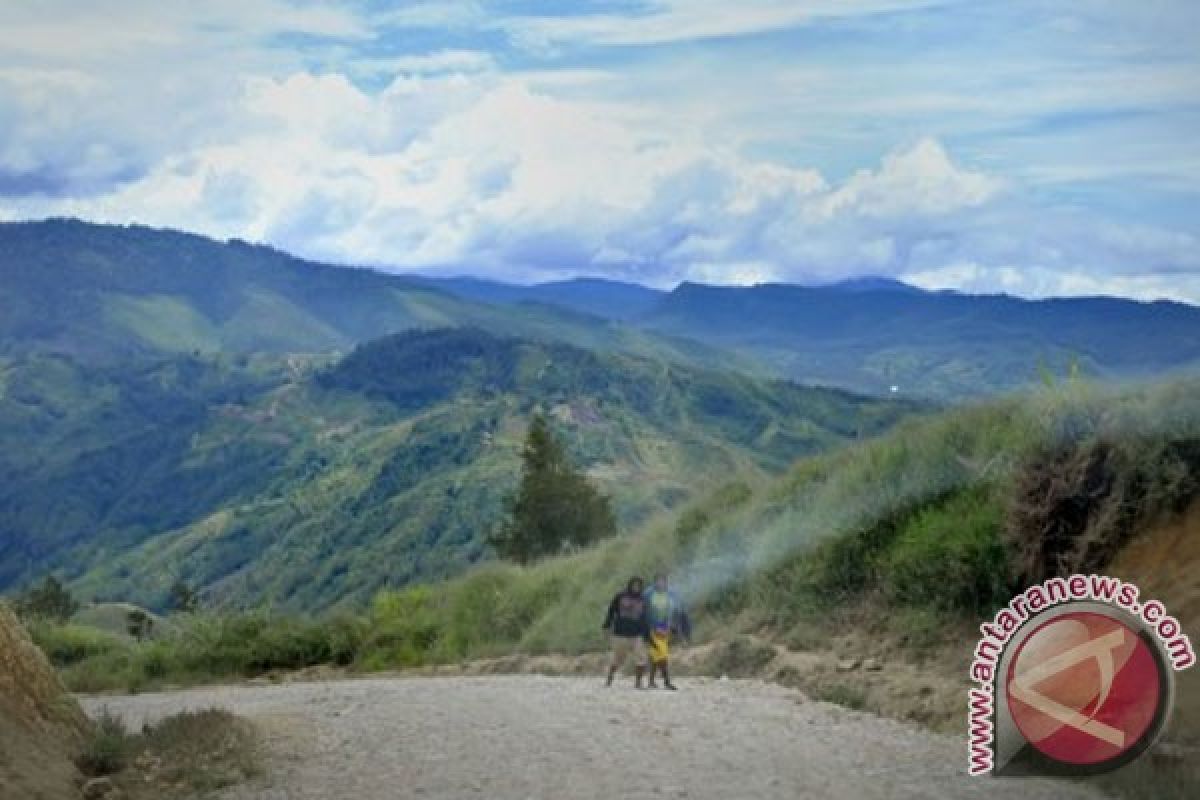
[
  {"x1": 654, "y1": 572, "x2": 668, "y2": 592},
  {"x1": 627, "y1": 576, "x2": 644, "y2": 594}
]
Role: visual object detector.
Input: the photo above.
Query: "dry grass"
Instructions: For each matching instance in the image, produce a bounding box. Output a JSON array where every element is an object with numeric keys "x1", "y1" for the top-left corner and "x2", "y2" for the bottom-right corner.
[{"x1": 77, "y1": 707, "x2": 261, "y2": 799}]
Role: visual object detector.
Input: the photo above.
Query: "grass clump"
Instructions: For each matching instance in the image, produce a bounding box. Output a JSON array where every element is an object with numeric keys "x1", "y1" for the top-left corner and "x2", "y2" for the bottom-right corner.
[
  {"x1": 812, "y1": 684, "x2": 867, "y2": 711},
  {"x1": 77, "y1": 707, "x2": 130, "y2": 777},
  {"x1": 137, "y1": 709, "x2": 261, "y2": 795},
  {"x1": 75, "y1": 707, "x2": 259, "y2": 799},
  {"x1": 704, "y1": 636, "x2": 777, "y2": 677}
]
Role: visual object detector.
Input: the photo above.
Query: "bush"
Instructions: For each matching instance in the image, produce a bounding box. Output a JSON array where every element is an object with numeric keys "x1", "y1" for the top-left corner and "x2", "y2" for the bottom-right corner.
[
  {"x1": 1007, "y1": 435, "x2": 1200, "y2": 585},
  {"x1": 363, "y1": 586, "x2": 442, "y2": 668},
  {"x1": 77, "y1": 708, "x2": 129, "y2": 776},
  {"x1": 793, "y1": 499, "x2": 928, "y2": 603},
  {"x1": 882, "y1": 488, "x2": 1010, "y2": 614},
  {"x1": 138, "y1": 709, "x2": 261, "y2": 792},
  {"x1": 26, "y1": 620, "x2": 125, "y2": 666}
]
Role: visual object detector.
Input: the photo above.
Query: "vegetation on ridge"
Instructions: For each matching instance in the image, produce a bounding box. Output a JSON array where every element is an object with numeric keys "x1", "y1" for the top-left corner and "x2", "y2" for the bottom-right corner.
[{"x1": 26, "y1": 378, "x2": 1198, "y2": 700}]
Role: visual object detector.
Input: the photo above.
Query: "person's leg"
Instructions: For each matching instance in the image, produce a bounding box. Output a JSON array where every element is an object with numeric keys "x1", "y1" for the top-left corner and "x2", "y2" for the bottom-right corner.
[
  {"x1": 646, "y1": 632, "x2": 662, "y2": 687},
  {"x1": 607, "y1": 636, "x2": 628, "y2": 686},
  {"x1": 654, "y1": 632, "x2": 676, "y2": 689},
  {"x1": 661, "y1": 660, "x2": 677, "y2": 690},
  {"x1": 633, "y1": 638, "x2": 647, "y2": 689}
]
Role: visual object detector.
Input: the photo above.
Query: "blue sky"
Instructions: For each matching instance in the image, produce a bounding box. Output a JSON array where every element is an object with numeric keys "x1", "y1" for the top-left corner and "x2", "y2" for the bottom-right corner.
[{"x1": 1, "y1": 1, "x2": 1198, "y2": 300}]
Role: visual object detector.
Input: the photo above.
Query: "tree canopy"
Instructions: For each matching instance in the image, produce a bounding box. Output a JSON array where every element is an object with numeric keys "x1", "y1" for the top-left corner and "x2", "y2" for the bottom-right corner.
[{"x1": 490, "y1": 415, "x2": 617, "y2": 564}]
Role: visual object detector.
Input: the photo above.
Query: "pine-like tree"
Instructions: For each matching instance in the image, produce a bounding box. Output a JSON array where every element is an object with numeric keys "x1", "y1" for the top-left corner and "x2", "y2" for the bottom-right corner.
[{"x1": 490, "y1": 415, "x2": 617, "y2": 563}]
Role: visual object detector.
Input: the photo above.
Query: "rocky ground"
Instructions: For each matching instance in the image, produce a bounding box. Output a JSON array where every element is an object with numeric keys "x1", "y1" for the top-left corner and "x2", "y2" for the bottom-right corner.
[{"x1": 81, "y1": 674, "x2": 1105, "y2": 800}]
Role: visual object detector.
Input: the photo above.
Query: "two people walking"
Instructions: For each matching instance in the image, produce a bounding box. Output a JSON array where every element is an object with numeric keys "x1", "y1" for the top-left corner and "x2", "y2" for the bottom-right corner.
[{"x1": 602, "y1": 573, "x2": 691, "y2": 690}]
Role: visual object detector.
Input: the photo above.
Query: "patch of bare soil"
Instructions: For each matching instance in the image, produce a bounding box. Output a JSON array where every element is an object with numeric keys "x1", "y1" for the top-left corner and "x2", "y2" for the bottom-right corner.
[{"x1": 0, "y1": 603, "x2": 91, "y2": 800}]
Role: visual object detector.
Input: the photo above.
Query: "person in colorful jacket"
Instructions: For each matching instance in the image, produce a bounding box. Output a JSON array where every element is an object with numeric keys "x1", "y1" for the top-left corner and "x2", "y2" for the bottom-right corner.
[{"x1": 642, "y1": 572, "x2": 691, "y2": 690}]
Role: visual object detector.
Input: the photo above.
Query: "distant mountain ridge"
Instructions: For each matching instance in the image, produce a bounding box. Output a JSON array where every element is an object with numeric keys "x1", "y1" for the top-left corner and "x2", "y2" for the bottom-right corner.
[
  {"x1": 415, "y1": 270, "x2": 1200, "y2": 400},
  {"x1": 637, "y1": 281, "x2": 1200, "y2": 398},
  {"x1": 411, "y1": 276, "x2": 665, "y2": 321},
  {"x1": 0, "y1": 219, "x2": 740, "y2": 373},
  {"x1": 4, "y1": 219, "x2": 1198, "y2": 401}
]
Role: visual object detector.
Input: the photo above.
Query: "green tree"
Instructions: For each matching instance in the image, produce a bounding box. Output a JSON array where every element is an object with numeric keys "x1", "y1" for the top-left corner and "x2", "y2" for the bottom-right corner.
[
  {"x1": 17, "y1": 575, "x2": 79, "y2": 622},
  {"x1": 489, "y1": 415, "x2": 617, "y2": 564},
  {"x1": 169, "y1": 580, "x2": 199, "y2": 613},
  {"x1": 126, "y1": 609, "x2": 154, "y2": 641}
]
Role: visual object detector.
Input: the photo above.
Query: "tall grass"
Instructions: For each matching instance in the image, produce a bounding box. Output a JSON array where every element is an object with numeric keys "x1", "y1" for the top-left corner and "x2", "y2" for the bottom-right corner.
[{"x1": 40, "y1": 377, "x2": 1200, "y2": 692}]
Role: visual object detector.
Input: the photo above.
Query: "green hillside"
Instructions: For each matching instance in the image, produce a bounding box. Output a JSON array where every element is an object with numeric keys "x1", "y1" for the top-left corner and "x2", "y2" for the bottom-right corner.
[
  {"x1": 0, "y1": 328, "x2": 916, "y2": 610},
  {"x1": 35, "y1": 377, "x2": 1199, "y2": 765},
  {"x1": 0, "y1": 219, "x2": 750, "y2": 374},
  {"x1": 638, "y1": 282, "x2": 1200, "y2": 399},
  {"x1": 349, "y1": 376, "x2": 1197, "y2": 661}
]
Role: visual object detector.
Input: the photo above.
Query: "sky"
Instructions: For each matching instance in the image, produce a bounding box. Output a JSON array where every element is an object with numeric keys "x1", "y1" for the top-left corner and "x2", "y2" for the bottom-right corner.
[{"x1": 1, "y1": 1, "x2": 1198, "y2": 301}]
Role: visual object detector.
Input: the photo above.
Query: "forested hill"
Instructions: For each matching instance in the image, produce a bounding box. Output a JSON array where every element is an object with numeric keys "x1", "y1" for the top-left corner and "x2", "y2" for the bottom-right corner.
[
  {"x1": 0, "y1": 219, "x2": 742, "y2": 371},
  {"x1": 636, "y1": 281, "x2": 1200, "y2": 398},
  {"x1": 7, "y1": 219, "x2": 1200, "y2": 401},
  {"x1": 424, "y1": 273, "x2": 1200, "y2": 400},
  {"x1": 0, "y1": 328, "x2": 917, "y2": 610}
]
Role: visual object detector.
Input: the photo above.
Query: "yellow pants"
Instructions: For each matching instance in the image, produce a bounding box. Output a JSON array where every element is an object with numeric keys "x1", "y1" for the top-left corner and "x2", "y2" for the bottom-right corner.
[{"x1": 649, "y1": 631, "x2": 670, "y2": 665}]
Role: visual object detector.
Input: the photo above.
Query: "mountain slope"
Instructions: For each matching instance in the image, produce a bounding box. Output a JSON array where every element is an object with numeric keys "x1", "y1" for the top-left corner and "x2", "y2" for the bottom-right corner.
[
  {"x1": 0, "y1": 329, "x2": 917, "y2": 610},
  {"x1": 638, "y1": 282, "x2": 1200, "y2": 398},
  {"x1": 0, "y1": 219, "x2": 745, "y2": 373},
  {"x1": 416, "y1": 276, "x2": 665, "y2": 321}
]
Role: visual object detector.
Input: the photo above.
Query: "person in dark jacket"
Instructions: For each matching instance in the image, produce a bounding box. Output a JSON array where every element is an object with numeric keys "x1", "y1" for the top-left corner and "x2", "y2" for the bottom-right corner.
[{"x1": 602, "y1": 576, "x2": 649, "y2": 688}]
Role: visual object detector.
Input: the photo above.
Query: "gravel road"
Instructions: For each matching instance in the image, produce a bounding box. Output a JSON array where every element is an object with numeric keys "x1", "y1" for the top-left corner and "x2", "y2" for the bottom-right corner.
[{"x1": 80, "y1": 675, "x2": 1105, "y2": 800}]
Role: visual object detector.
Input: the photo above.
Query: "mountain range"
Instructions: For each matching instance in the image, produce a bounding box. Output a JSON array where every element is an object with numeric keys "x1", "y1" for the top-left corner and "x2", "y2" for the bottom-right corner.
[
  {"x1": 3, "y1": 218, "x2": 1197, "y2": 609},
  {"x1": 7, "y1": 219, "x2": 1199, "y2": 400},
  {"x1": 421, "y1": 275, "x2": 1200, "y2": 399}
]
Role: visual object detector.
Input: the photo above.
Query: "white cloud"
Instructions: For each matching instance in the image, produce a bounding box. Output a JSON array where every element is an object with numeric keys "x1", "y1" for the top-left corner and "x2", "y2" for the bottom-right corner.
[
  {"x1": 1, "y1": 1, "x2": 1198, "y2": 303},
  {"x1": 904, "y1": 262, "x2": 1200, "y2": 304},
  {"x1": 2, "y1": 65, "x2": 1009, "y2": 282},
  {"x1": 7, "y1": 60, "x2": 1195, "y2": 300},
  {"x1": 502, "y1": 1, "x2": 943, "y2": 49},
  {"x1": 818, "y1": 138, "x2": 1003, "y2": 219},
  {"x1": 350, "y1": 50, "x2": 494, "y2": 78}
]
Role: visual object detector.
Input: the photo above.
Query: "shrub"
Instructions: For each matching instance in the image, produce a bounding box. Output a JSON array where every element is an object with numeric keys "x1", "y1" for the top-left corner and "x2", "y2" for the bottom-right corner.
[
  {"x1": 77, "y1": 708, "x2": 129, "y2": 776},
  {"x1": 364, "y1": 586, "x2": 441, "y2": 667},
  {"x1": 883, "y1": 488, "x2": 1010, "y2": 614},
  {"x1": 794, "y1": 499, "x2": 929, "y2": 603},
  {"x1": 138, "y1": 709, "x2": 261, "y2": 792},
  {"x1": 1007, "y1": 434, "x2": 1200, "y2": 585},
  {"x1": 26, "y1": 620, "x2": 124, "y2": 666}
]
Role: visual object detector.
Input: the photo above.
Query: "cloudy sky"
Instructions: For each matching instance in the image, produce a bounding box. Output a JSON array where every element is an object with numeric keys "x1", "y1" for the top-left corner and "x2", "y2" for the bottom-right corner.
[{"x1": 2, "y1": 1, "x2": 1198, "y2": 300}]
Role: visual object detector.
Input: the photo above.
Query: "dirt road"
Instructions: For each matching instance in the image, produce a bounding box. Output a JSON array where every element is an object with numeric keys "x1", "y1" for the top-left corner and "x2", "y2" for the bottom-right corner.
[{"x1": 81, "y1": 675, "x2": 1104, "y2": 800}]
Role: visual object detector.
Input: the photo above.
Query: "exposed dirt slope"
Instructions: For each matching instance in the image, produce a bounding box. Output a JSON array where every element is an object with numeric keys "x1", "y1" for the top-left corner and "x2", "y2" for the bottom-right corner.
[
  {"x1": 0, "y1": 603, "x2": 90, "y2": 800},
  {"x1": 1110, "y1": 502, "x2": 1200, "y2": 745}
]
